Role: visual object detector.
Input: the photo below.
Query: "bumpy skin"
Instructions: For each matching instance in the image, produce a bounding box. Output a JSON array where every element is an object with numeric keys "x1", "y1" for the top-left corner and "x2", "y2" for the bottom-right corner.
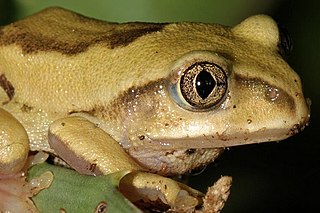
[{"x1": 0, "y1": 7, "x2": 310, "y2": 175}]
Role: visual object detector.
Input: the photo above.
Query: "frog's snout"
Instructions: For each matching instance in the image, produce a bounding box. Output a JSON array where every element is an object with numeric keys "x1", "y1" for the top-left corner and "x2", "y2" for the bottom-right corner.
[{"x1": 288, "y1": 97, "x2": 311, "y2": 136}]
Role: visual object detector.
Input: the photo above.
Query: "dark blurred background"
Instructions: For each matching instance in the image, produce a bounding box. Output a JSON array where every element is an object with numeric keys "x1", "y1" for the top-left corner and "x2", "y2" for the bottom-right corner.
[{"x1": 1, "y1": 0, "x2": 318, "y2": 212}]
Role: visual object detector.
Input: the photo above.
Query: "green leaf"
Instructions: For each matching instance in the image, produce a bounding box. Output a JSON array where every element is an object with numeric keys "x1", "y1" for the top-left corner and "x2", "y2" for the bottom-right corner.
[{"x1": 28, "y1": 163, "x2": 142, "y2": 213}]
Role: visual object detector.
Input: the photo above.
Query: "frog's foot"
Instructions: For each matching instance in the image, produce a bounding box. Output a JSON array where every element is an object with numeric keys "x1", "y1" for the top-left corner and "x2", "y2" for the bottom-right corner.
[
  {"x1": 0, "y1": 108, "x2": 53, "y2": 212},
  {"x1": 119, "y1": 172, "x2": 232, "y2": 212},
  {"x1": 0, "y1": 172, "x2": 38, "y2": 212},
  {"x1": 119, "y1": 171, "x2": 203, "y2": 212},
  {"x1": 0, "y1": 152, "x2": 52, "y2": 213},
  {"x1": 198, "y1": 176, "x2": 232, "y2": 213}
]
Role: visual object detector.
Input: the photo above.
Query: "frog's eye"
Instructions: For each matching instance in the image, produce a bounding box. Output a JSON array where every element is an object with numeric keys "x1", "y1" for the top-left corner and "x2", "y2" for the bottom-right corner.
[
  {"x1": 178, "y1": 62, "x2": 227, "y2": 110},
  {"x1": 278, "y1": 25, "x2": 293, "y2": 59}
]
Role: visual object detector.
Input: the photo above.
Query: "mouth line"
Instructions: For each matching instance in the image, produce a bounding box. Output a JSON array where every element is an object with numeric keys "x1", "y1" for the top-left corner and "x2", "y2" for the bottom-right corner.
[{"x1": 130, "y1": 125, "x2": 307, "y2": 151}]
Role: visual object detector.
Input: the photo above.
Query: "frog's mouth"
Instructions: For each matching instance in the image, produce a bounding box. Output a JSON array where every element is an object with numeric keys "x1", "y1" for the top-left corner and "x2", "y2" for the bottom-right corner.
[{"x1": 129, "y1": 121, "x2": 308, "y2": 151}]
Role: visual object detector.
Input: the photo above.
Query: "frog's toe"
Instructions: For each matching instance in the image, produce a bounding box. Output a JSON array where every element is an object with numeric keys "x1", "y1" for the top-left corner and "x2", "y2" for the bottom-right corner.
[{"x1": 201, "y1": 176, "x2": 232, "y2": 213}]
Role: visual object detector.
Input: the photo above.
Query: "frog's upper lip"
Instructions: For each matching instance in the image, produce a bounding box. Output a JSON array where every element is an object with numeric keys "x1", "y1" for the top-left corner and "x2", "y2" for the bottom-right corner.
[{"x1": 132, "y1": 118, "x2": 310, "y2": 151}]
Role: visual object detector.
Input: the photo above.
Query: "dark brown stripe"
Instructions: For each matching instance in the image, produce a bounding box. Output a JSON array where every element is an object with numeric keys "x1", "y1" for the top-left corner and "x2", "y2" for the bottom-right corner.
[
  {"x1": 0, "y1": 8, "x2": 167, "y2": 55},
  {"x1": 68, "y1": 78, "x2": 166, "y2": 121},
  {"x1": 108, "y1": 24, "x2": 166, "y2": 49},
  {"x1": 0, "y1": 74, "x2": 15, "y2": 102},
  {"x1": 234, "y1": 74, "x2": 296, "y2": 113}
]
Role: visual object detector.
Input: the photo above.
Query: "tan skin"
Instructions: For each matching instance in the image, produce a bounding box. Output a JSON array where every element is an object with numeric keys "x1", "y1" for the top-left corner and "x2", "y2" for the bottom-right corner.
[{"x1": 0, "y1": 7, "x2": 310, "y2": 211}]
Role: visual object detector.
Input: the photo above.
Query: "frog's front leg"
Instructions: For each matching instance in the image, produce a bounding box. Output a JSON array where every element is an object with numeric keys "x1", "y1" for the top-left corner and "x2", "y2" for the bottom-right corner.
[
  {"x1": 48, "y1": 116, "x2": 142, "y2": 175},
  {"x1": 0, "y1": 108, "x2": 29, "y2": 174},
  {"x1": 48, "y1": 116, "x2": 232, "y2": 212},
  {"x1": 0, "y1": 108, "x2": 43, "y2": 212},
  {"x1": 48, "y1": 116, "x2": 200, "y2": 209}
]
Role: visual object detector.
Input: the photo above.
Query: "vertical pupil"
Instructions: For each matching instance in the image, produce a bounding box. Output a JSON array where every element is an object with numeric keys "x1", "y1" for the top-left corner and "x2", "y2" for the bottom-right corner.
[{"x1": 195, "y1": 70, "x2": 216, "y2": 99}]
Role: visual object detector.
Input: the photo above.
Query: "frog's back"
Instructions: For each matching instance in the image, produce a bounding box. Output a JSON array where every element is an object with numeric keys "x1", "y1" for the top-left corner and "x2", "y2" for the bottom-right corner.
[
  {"x1": 0, "y1": 7, "x2": 167, "y2": 55},
  {"x1": 0, "y1": 7, "x2": 178, "y2": 151},
  {"x1": 0, "y1": 7, "x2": 233, "y2": 116},
  {"x1": 0, "y1": 7, "x2": 171, "y2": 113}
]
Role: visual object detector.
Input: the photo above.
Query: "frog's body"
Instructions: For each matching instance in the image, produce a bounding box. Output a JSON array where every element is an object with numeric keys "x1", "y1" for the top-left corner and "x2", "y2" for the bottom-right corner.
[{"x1": 0, "y1": 7, "x2": 309, "y2": 176}]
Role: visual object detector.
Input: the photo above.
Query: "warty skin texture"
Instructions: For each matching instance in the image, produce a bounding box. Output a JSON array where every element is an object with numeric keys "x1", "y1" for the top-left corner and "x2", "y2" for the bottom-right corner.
[{"x1": 0, "y1": 7, "x2": 310, "y2": 175}]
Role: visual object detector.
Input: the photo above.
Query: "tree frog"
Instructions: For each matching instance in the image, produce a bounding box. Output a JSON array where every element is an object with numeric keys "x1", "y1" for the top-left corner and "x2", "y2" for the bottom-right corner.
[{"x1": 0, "y1": 7, "x2": 310, "y2": 179}]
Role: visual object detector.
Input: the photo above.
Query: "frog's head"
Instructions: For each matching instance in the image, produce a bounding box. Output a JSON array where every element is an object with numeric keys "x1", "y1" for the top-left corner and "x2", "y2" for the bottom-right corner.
[{"x1": 99, "y1": 15, "x2": 310, "y2": 173}]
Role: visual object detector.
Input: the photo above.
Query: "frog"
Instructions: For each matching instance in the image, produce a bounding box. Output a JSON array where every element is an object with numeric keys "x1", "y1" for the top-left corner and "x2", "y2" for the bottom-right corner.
[{"x1": 0, "y1": 6, "x2": 310, "y2": 204}]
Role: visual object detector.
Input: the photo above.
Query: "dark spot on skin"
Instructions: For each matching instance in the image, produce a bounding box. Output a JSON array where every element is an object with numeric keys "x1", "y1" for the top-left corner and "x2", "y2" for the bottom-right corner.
[
  {"x1": 21, "y1": 104, "x2": 33, "y2": 112},
  {"x1": 233, "y1": 105, "x2": 237, "y2": 108},
  {"x1": 61, "y1": 122, "x2": 65, "y2": 126},
  {"x1": 288, "y1": 123, "x2": 306, "y2": 136},
  {"x1": 95, "y1": 201, "x2": 107, "y2": 213},
  {"x1": 138, "y1": 135, "x2": 145, "y2": 140},
  {"x1": 164, "y1": 150, "x2": 174, "y2": 156},
  {"x1": 185, "y1": 149, "x2": 196, "y2": 155},
  {"x1": 247, "y1": 119, "x2": 252, "y2": 124},
  {"x1": 164, "y1": 123, "x2": 169, "y2": 127},
  {"x1": 0, "y1": 74, "x2": 15, "y2": 103},
  {"x1": 89, "y1": 163, "x2": 97, "y2": 173},
  {"x1": 216, "y1": 132, "x2": 229, "y2": 141},
  {"x1": 0, "y1": 7, "x2": 167, "y2": 55}
]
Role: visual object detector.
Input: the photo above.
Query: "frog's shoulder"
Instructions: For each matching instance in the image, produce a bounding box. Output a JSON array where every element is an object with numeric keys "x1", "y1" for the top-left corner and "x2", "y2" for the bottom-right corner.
[{"x1": 0, "y1": 7, "x2": 167, "y2": 55}]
